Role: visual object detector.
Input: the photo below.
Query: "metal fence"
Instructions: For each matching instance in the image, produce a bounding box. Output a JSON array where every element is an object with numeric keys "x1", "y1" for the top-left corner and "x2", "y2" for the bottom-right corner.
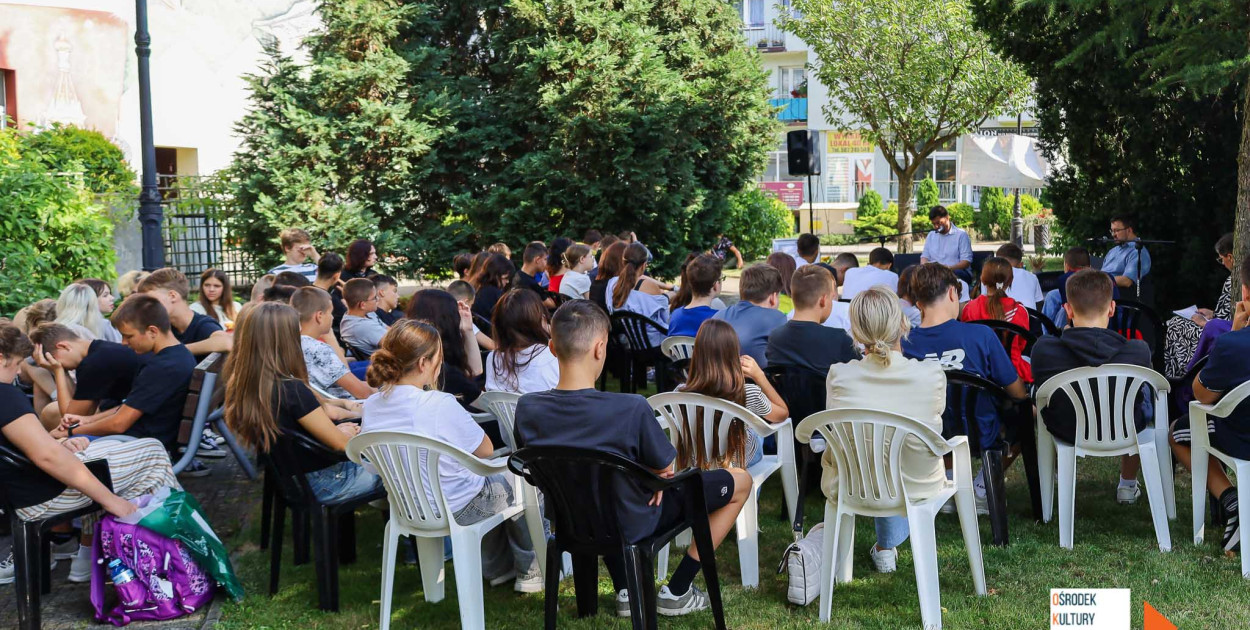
[{"x1": 157, "y1": 177, "x2": 258, "y2": 289}]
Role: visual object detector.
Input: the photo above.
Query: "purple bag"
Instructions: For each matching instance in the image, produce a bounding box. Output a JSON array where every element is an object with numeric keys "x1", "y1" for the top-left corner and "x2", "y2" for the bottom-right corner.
[{"x1": 90, "y1": 515, "x2": 216, "y2": 626}]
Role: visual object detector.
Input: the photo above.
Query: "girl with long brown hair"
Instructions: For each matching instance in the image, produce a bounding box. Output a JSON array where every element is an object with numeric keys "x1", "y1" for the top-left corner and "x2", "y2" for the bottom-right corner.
[
  {"x1": 589, "y1": 240, "x2": 627, "y2": 311},
  {"x1": 191, "y1": 269, "x2": 242, "y2": 327},
  {"x1": 485, "y1": 290, "x2": 559, "y2": 393},
  {"x1": 679, "y1": 319, "x2": 788, "y2": 468},
  {"x1": 470, "y1": 253, "x2": 515, "y2": 320},
  {"x1": 766, "y1": 252, "x2": 797, "y2": 315},
  {"x1": 341, "y1": 239, "x2": 378, "y2": 281},
  {"x1": 960, "y1": 256, "x2": 1032, "y2": 382},
  {"x1": 607, "y1": 243, "x2": 673, "y2": 345},
  {"x1": 360, "y1": 319, "x2": 542, "y2": 592},
  {"x1": 223, "y1": 302, "x2": 379, "y2": 502},
  {"x1": 465, "y1": 251, "x2": 492, "y2": 289}
]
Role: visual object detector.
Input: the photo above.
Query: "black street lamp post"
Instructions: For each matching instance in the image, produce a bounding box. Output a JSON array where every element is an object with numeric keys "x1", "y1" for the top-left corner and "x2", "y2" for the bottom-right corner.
[
  {"x1": 135, "y1": 0, "x2": 164, "y2": 270},
  {"x1": 1010, "y1": 112, "x2": 1024, "y2": 247}
]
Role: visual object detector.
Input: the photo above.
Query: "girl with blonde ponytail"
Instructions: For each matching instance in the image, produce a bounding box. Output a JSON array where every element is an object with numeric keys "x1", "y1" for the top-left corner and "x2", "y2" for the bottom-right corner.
[
  {"x1": 360, "y1": 319, "x2": 544, "y2": 592},
  {"x1": 801, "y1": 286, "x2": 947, "y2": 574}
]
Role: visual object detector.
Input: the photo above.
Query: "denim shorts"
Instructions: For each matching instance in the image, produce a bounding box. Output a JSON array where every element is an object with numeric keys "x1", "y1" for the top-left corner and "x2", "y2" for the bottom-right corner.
[{"x1": 306, "y1": 461, "x2": 383, "y2": 504}]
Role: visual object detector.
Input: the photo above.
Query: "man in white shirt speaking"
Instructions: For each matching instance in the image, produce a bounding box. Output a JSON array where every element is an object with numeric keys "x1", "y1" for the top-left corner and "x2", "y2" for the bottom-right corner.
[
  {"x1": 920, "y1": 205, "x2": 974, "y2": 283},
  {"x1": 840, "y1": 247, "x2": 900, "y2": 301}
]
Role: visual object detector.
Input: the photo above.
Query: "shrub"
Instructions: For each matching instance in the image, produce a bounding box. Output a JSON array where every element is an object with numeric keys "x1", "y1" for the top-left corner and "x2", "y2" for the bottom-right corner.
[
  {"x1": 857, "y1": 189, "x2": 884, "y2": 218},
  {"x1": 853, "y1": 201, "x2": 931, "y2": 240},
  {"x1": 21, "y1": 124, "x2": 136, "y2": 195},
  {"x1": 973, "y1": 188, "x2": 1041, "y2": 239},
  {"x1": 724, "y1": 188, "x2": 795, "y2": 262},
  {"x1": 947, "y1": 202, "x2": 975, "y2": 229},
  {"x1": 915, "y1": 176, "x2": 940, "y2": 217},
  {"x1": 0, "y1": 127, "x2": 116, "y2": 316}
]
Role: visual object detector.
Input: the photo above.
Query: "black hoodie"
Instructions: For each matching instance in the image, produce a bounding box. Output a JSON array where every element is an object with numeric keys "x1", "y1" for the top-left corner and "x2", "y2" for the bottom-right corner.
[{"x1": 1031, "y1": 327, "x2": 1153, "y2": 444}]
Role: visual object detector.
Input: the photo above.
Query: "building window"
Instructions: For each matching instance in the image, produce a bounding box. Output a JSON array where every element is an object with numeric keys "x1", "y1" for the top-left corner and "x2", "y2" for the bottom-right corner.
[
  {"x1": 761, "y1": 134, "x2": 806, "y2": 183},
  {"x1": 733, "y1": 0, "x2": 766, "y2": 26},
  {"x1": 0, "y1": 70, "x2": 13, "y2": 128},
  {"x1": 778, "y1": 66, "x2": 805, "y2": 98},
  {"x1": 889, "y1": 154, "x2": 958, "y2": 202}
]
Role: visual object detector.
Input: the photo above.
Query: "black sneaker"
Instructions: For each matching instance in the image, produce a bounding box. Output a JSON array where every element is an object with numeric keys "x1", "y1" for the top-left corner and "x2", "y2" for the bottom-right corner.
[
  {"x1": 1220, "y1": 488, "x2": 1240, "y2": 553},
  {"x1": 178, "y1": 460, "x2": 212, "y2": 478},
  {"x1": 181, "y1": 436, "x2": 227, "y2": 459}
]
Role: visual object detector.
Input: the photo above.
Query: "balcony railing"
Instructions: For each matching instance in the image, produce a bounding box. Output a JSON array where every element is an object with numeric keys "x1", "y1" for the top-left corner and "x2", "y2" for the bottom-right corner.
[
  {"x1": 743, "y1": 24, "x2": 787, "y2": 51},
  {"x1": 769, "y1": 97, "x2": 807, "y2": 121},
  {"x1": 888, "y1": 180, "x2": 958, "y2": 202}
]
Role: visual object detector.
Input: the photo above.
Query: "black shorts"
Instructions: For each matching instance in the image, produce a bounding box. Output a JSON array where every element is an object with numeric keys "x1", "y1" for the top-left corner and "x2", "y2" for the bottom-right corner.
[
  {"x1": 1172, "y1": 415, "x2": 1250, "y2": 460},
  {"x1": 654, "y1": 469, "x2": 736, "y2": 534}
]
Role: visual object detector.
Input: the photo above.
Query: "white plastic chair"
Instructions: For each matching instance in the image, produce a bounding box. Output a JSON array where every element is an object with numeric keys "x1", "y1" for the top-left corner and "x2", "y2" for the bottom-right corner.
[
  {"x1": 1035, "y1": 364, "x2": 1173, "y2": 552},
  {"x1": 648, "y1": 392, "x2": 798, "y2": 588},
  {"x1": 346, "y1": 431, "x2": 528, "y2": 630},
  {"x1": 1187, "y1": 381, "x2": 1250, "y2": 577},
  {"x1": 660, "y1": 336, "x2": 695, "y2": 362},
  {"x1": 474, "y1": 391, "x2": 557, "y2": 577},
  {"x1": 796, "y1": 408, "x2": 986, "y2": 629}
]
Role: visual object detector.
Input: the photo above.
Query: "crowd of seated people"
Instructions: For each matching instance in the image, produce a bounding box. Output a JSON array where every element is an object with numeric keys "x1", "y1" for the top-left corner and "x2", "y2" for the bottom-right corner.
[{"x1": 6, "y1": 216, "x2": 1249, "y2": 625}]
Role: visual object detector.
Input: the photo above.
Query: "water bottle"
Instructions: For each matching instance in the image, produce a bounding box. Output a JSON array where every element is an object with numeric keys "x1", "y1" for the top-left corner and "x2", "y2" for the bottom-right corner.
[{"x1": 108, "y1": 558, "x2": 146, "y2": 608}]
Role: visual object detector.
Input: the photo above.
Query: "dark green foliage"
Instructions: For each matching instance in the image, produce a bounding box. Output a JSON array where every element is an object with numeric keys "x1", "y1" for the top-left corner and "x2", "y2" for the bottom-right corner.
[
  {"x1": 947, "y1": 202, "x2": 976, "y2": 230},
  {"x1": 914, "y1": 177, "x2": 940, "y2": 217},
  {"x1": 0, "y1": 127, "x2": 116, "y2": 316},
  {"x1": 857, "y1": 189, "x2": 884, "y2": 219},
  {"x1": 854, "y1": 202, "x2": 932, "y2": 239},
  {"x1": 970, "y1": 0, "x2": 1244, "y2": 306},
  {"x1": 723, "y1": 188, "x2": 794, "y2": 262},
  {"x1": 21, "y1": 124, "x2": 136, "y2": 195},
  {"x1": 226, "y1": 0, "x2": 777, "y2": 278}
]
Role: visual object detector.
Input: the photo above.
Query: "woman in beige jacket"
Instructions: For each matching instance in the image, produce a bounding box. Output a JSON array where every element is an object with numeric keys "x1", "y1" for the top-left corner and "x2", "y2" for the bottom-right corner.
[{"x1": 798, "y1": 286, "x2": 947, "y2": 573}]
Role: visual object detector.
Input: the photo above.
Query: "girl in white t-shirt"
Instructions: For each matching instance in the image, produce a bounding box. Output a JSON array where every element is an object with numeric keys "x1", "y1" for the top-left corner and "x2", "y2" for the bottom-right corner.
[
  {"x1": 558, "y1": 244, "x2": 594, "y2": 299},
  {"x1": 485, "y1": 290, "x2": 559, "y2": 393},
  {"x1": 361, "y1": 319, "x2": 541, "y2": 592}
]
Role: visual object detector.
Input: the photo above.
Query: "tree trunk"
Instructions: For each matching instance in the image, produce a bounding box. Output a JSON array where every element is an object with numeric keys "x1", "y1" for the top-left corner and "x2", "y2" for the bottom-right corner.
[
  {"x1": 1236, "y1": 74, "x2": 1250, "y2": 278},
  {"x1": 895, "y1": 176, "x2": 915, "y2": 253}
]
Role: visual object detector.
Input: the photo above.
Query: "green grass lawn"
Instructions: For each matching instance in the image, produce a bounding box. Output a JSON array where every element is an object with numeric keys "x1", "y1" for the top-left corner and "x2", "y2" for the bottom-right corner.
[{"x1": 216, "y1": 410, "x2": 1249, "y2": 628}]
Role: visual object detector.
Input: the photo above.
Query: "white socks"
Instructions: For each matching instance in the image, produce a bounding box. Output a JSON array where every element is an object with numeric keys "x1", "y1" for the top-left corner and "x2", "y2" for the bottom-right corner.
[{"x1": 1118, "y1": 476, "x2": 1138, "y2": 489}]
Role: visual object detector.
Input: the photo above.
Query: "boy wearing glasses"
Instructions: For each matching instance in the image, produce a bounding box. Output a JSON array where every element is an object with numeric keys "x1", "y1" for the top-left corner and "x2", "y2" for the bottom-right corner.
[{"x1": 340, "y1": 278, "x2": 389, "y2": 356}]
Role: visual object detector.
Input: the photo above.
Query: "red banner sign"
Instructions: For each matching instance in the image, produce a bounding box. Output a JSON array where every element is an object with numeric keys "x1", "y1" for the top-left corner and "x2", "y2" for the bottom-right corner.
[{"x1": 759, "y1": 181, "x2": 805, "y2": 208}]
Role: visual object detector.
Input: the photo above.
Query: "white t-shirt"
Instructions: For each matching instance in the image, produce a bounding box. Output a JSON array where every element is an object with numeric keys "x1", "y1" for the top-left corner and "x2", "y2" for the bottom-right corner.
[
  {"x1": 560, "y1": 270, "x2": 592, "y2": 299},
  {"x1": 822, "y1": 301, "x2": 852, "y2": 332},
  {"x1": 792, "y1": 255, "x2": 810, "y2": 269},
  {"x1": 361, "y1": 385, "x2": 487, "y2": 514},
  {"x1": 485, "y1": 344, "x2": 560, "y2": 394},
  {"x1": 839, "y1": 266, "x2": 900, "y2": 301},
  {"x1": 982, "y1": 267, "x2": 1044, "y2": 309},
  {"x1": 191, "y1": 301, "x2": 243, "y2": 326}
]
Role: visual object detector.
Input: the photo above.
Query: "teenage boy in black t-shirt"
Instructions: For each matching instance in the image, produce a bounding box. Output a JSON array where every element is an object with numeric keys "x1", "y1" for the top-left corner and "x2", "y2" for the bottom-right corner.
[
  {"x1": 54, "y1": 295, "x2": 196, "y2": 456},
  {"x1": 137, "y1": 267, "x2": 231, "y2": 360},
  {"x1": 514, "y1": 300, "x2": 751, "y2": 617},
  {"x1": 513, "y1": 241, "x2": 555, "y2": 308},
  {"x1": 28, "y1": 323, "x2": 144, "y2": 430},
  {"x1": 766, "y1": 265, "x2": 859, "y2": 374}
]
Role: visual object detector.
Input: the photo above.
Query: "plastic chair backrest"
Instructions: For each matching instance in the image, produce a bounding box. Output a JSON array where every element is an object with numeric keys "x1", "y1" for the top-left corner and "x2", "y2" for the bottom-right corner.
[
  {"x1": 266, "y1": 430, "x2": 346, "y2": 507},
  {"x1": 943, "y1": 370, "x2": 1016, "y2": 454},
  {"x1": 507, "y1": 446, "x2": 675, "y2": 551},
  {"x1": 796, "y1": 408, "x2": 950, "y2": 512},
  {"x1": 763, "y1": 364, "x2": 827, "y2": 425},
  {"x1": 660, "y1": 336, "x2": 695, "y2": 362},
  {"x1": 648, "y1": 392, "x2": 766, "y2": 470},
  {"x1": 477, "y1": 391, "x2": 521, "y2": 451},
  {"x1": 1024, "y1": 306, "x2": 1062, "y2": 337},
  {"x1": 346, "y1": 431, "x2": 496, "y2": 532},
  {"x1": 0, "y1": 442, "x2": 112, "y2": 512},
  {"x1": 473, "y1": 313, "x2": 493, "y2": 337},
  {"x1": 1195, "y1": 379, "x2": 1250, "y2": 419},
  {"x1": 891, "y1": 253, "x2": 921, "y2": 274},
  {"x1": 967, "y1": 318, "x2": 1038, "y2": 357},
  {"x1": 611, "y1": 311, "x2": 668, "y2": 352},
  {"x1": 1036, "y1": 271, "x2": 1064, "y2": 294},
  {"x1": 1034, "y1": 364, "x2": 1170, "y2": 453},
  {"x1": 1115, "y1": 300, "x2": 1164, "y2": 370}
]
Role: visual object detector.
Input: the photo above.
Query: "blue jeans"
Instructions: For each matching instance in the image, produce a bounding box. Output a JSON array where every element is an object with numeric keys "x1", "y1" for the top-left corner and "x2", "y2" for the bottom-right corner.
[
  {"x1": 875, "y1": 516, "x2": 909, "y2": 550},
  {"x1": 453, "y1": 473, "x2": 541, "y2": 582},
  {"x1": 305, "y1": 461, "x2": 382, "y2": 504}
]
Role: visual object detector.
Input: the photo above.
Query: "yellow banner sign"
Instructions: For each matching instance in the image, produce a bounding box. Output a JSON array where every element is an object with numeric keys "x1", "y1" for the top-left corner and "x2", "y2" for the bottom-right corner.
[{"x1": 827, "y1": 131, "x2": 873, "y2": 154}]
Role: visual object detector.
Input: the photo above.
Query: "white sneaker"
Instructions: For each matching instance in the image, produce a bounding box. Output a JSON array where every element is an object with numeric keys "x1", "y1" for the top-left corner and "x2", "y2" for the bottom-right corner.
[
  {"x1": 616, "y1": 589, "x2": 631, "y2": 617},
  {"x1": 1116, "y1": 484, "x2": 1141, "y2": 505},
  {"x1": 68, "y1": 547, "x2": 92, "y2": 583},
  {"x1": 975, "y1": 493, "x2": 990, "y2": 516},
  {"x1": 869, "y1": 544, "x2": 897, "y2": 573},
  {"x1": 940, "y1": 497, "x2": 956, "y2": 514},
  {"x1": 0, "y1": 552, "x2": 56, "y2": 585},
  {"x1": 656, "y1": 584, "x2": 709, "y2": 616},
  {"x1": 203, "y1": 428, "x2": 226, "y2": 445},
  {"x1": 51, "y1": 538, "x2": 80, "y2": 560},
  {"x1": 514, "y1": 572, "x2": 543, "y2": 593},
  {"x1": 487, "y1": 568, "x2": 517, "y2": 587}
]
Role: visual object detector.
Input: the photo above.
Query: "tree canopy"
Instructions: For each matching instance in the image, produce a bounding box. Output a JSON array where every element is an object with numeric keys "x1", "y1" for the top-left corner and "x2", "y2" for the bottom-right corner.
[
  {"x1": 971, "y1": 0, "x2": 1246, "y2": 306},
  {"x1": 783, "y1": 0, "x2": 1030, "y2": 251},
  {"x1": 226, "y1": 0, "x2": 781, "y2": 277}
]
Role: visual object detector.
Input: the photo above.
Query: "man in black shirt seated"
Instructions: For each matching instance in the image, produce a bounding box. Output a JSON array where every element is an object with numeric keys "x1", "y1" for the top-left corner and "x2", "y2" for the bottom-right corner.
[
  {"x1": 53, "y1": 295, "x2": 196, "y2": 459},
  {"x1": 28, "y1": 323, "x2": 144, "y2": 431},
  {"x1": 766, "y1": 265, "x2": 859, "y2": 375},
  {"x1": 514, "y1": 300, "x2": 750, "y2": 617}
]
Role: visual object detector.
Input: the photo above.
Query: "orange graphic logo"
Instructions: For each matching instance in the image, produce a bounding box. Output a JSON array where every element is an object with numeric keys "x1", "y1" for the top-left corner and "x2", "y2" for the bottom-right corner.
[{"x1": 1144, "y1": 602, "x2": 1176, "y2": 630}]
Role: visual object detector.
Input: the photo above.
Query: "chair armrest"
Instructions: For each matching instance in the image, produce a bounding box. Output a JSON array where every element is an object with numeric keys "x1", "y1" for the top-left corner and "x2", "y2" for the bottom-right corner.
[
  {"x1": 736, "y1": 410, "x2": 785, "y2": 437},
  {"x1": 456, "y1": 452, "x2": 512, "y2": 477}
]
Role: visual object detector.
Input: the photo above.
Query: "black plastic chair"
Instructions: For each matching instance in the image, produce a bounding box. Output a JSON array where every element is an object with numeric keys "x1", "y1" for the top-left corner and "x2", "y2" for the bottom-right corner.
[
  {"x1": 264, "y1": 430, "x2": 386, "y2": 611},
  {"x1": 943, "y1": 370, "x2": 1042, "y2": 544},
  {"x1": 472, "y1": 313, "x2": 493, "y2": 338},
  {"x1": 0, "y1": 444, "x2": 112, "y2": 630},
  {"x1": 1116, "y1": 300, "x2": 1165, "y2": 373},
  {"x1": 1024, "y1": 306, "x2": 1062, "y2": 338},
  {"x1": 967, "y1": 319, "x2": 1038, "y2": 359},
  {"x1": 891, "y1": 253, "x2": 922, "y2": 274},
  {"x1": 762, "y1": 364, "x2": 827, "y2": 532},
  {"x1": 609, "y1": 311, "x2": 672, "y2": 393},
  {"x1": 507, "y1": 447, "x2": 726, "y2": 630},
  {"x1": 1036, "y1": 271, "x2": 1064, "y2": 294}
]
